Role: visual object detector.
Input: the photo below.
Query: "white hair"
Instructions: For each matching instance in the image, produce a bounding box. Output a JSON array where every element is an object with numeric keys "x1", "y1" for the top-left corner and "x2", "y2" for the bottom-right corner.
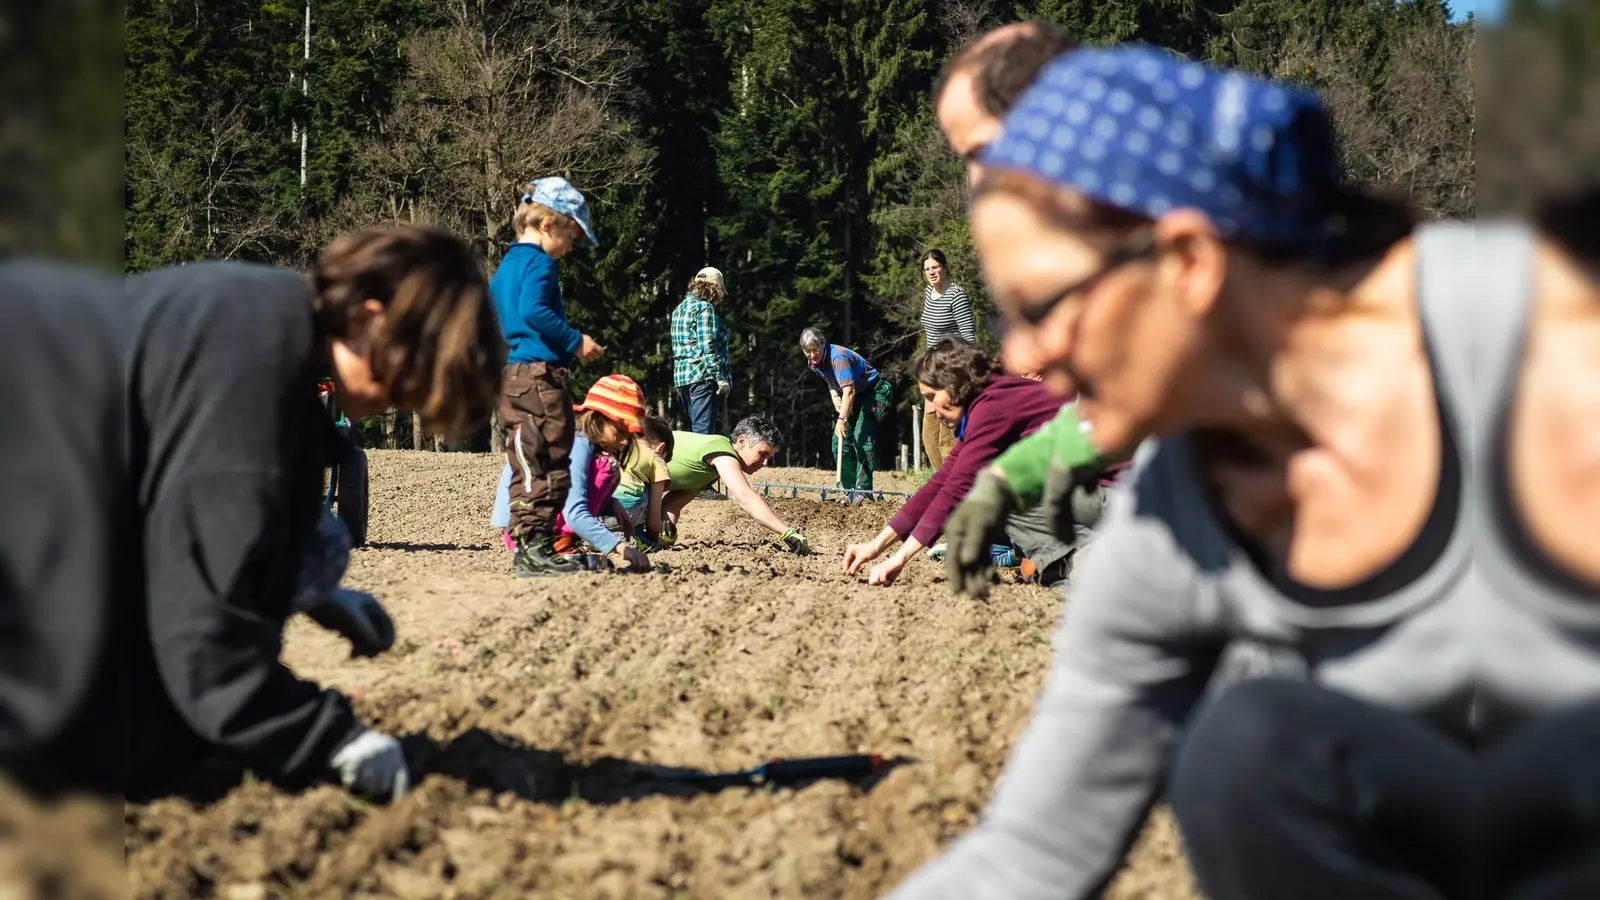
[{"x1": 799, "y1": 327, "x2": 827, "y2": 351}]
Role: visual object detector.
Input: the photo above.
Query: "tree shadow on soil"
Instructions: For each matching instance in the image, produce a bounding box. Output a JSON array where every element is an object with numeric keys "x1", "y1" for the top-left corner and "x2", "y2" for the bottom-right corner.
[{"x1": 403, "y1": 727, "x2": 915, "y2": 805}]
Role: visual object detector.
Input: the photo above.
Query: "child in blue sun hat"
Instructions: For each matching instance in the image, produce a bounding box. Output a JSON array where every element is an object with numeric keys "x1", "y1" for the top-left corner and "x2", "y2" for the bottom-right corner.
[{"x1": 490, "y1": 175, "x2": 610, "y2": 578}]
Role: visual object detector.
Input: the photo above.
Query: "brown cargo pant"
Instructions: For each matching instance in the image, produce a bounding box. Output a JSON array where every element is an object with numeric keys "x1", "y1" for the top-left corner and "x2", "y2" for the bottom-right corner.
[
  {"x1": 922, "y1": 406, "x2": 957, "y2": 472},
  {"x1": 500, "y1": 362, "x2": 574, "y2": 542}
]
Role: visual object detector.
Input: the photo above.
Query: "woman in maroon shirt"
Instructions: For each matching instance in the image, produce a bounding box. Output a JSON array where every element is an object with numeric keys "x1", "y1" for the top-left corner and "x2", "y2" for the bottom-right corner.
[{"x1": 843, "y1": 339, "x2": 1074, "y2": 588}]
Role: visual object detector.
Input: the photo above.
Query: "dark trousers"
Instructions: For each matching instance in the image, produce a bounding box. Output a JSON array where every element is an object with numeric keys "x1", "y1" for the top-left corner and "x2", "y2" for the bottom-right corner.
[
  {"x1": 1169, "y1": 679, "x2": 1600, "y2": 900},
  {"x1": 500, "y1": 362, "x2": 575, "y2": 541},
  {"x1": 678, "y1": 379, "x2": 719, "y2": 435}
]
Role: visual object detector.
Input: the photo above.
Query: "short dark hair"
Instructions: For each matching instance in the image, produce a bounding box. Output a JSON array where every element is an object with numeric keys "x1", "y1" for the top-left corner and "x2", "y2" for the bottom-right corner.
[
  {"x1": 934, "y1": 20, "x2": 1078, "y2": 117},
  {"x1": 732, "y1": 414, "x2": 782, "y2": 449},
  {"x1": 922, "y1": 248, "x2": 949, "y2": 272},
  {"x1": 916, "y1": 338, "x2": 995, "y2": 408},
  {"x1": 1534, "y1": 185, "x2": 1600, "y2": 264},
  {"x1": 641, "y1": 415, "x2": 674, "y2": 462}
]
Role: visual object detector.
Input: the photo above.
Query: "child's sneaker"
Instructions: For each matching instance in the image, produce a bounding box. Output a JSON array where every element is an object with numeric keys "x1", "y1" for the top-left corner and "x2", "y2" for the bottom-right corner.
[
  {"x1": 562, "y1": 551, "x2": 615, "y2": 573},
  {"x1": 928, "y1": 542, "x2": 948, "y2": 561},
  {"x1": 511, "y1": 535, "x2": 583, "y2": 578},
  {"x1": 500, "y1": 530, "x2": 516, "y2": 553}
]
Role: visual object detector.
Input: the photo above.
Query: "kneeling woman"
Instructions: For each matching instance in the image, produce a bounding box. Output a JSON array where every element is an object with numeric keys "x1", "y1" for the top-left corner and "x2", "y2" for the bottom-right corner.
[
  {"x1": 842, "y1": 339, "x2": 1074, "y2": 589},
  {"x1": 886, "y1": 46, "x2": 1587, "y2": 900}
]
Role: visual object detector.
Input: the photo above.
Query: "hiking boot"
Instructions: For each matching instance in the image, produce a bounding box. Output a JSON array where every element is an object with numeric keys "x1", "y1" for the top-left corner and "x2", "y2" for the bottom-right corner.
[
  {"x1": 511, "y1": 535, "x2": 583, "y2": 578},
  {"x1": 562, "y1": 552, "x2": 615, "y2": 573}
]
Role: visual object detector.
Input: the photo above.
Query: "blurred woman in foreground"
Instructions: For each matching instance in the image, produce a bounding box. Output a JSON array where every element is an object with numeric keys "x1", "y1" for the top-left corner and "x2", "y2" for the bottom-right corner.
[{"x1": 888, "y1": 46, "x2": 1597, "y2": 900}]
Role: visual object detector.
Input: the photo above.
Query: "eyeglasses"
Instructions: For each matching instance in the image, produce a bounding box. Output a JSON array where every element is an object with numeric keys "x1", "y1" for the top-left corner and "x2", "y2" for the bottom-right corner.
[{"x1": 1010, "y1": 227, "x2": 1157, "y2": 328}]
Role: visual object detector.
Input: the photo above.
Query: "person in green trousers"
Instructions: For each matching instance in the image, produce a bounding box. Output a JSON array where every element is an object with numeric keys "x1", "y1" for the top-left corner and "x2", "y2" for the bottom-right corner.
[{"x1": 800, "y1": 327, "x2": 893, "y2": 494}]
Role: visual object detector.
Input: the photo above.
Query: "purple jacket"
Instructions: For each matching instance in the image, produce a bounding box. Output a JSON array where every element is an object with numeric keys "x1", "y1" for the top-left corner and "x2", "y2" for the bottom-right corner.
[{"x1": 891, "y1": 376, "x2": 1065, "y2": 547}]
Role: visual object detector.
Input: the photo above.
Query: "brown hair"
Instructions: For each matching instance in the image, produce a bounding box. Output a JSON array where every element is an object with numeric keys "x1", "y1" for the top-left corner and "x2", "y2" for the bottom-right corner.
[
  {"x1": 975, "y1": 167, "x2": 1417, "y2": 269},
  {"x1": 934, "y1": 21, "x2": 1078, "y2": 117},
  {"x1": 1533, "y1": 186, "x2": 1600, "y2": 264},
  {"x1": 578, "y1": 409, "x2": 628, "y2": 455},
  {"x1": 916, "y1": 338, "x2": 995, "y2": 408},
  {"x1": 307, "y1": 225, "x2": 505, "y2": 440},
  {"x1": 640, "y1": 415, "x2": 674, "y2": 462},
  {"x1": 689, "y1": 276, "x2": 726, "y2": 304}
]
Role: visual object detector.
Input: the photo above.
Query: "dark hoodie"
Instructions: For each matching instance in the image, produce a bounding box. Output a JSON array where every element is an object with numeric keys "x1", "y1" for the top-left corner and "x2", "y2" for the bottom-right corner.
[{"x1": 890, "y1": 376, "x2": 1065, "y2": 547}]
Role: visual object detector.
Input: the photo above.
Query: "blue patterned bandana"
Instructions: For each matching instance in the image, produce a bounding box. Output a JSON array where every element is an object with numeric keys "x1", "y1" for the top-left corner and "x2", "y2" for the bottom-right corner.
[{"x1": 982, "y1": 45, "x2": 1343, "y2": 248}]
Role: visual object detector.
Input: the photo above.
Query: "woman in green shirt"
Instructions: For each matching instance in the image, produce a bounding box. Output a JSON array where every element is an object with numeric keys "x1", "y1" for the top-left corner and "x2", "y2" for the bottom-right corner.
[{"x1": 660, "y1": 415, "x2": 812, "y2": 555}]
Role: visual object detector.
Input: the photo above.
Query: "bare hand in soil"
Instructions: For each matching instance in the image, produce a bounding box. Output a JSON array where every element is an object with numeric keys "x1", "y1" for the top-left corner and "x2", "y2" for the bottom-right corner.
[
  {"x1": 613, "y1": 543, "x2": 651, "y2": 571},
  {"x1": 843, "y1": 541, "x2": 879, "y2": 575},
  {"x1": 867, "y1": 556, "x2": 905, "y2": 586}
]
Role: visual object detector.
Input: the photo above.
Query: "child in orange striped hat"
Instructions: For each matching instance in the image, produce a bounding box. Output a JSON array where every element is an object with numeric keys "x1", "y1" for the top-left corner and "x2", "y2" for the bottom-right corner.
[{"x1": 552, "y1": 374, "x2": 653, "y2": 572}]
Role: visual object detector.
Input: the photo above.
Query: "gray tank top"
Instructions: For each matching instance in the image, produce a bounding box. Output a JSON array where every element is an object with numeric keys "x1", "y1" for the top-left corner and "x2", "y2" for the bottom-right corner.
[
  {"x1": 1451, "y1": 222, "x2": 1600, "y2": 729},
  {"x1": 885, "y1": 221, "x2": 1599, "y2": 900}
]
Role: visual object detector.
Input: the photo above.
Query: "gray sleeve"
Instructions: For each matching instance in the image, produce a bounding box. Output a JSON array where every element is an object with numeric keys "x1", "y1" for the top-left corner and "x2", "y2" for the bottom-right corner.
[{"x1": 887, "y1": 472, "x2": 1225, "y2": 900}]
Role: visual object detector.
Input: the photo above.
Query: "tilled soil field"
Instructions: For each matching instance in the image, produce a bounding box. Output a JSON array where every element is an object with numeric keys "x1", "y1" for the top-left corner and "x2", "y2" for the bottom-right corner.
[{"x1": 111, "y1": 451, "x2": 1196, "y2": 899}]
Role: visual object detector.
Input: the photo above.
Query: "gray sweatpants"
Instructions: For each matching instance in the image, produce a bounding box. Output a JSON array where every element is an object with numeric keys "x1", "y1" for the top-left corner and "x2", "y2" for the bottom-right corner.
[{"x1": 1004, "y1": 483, "x2": 1106, "y2": 588}]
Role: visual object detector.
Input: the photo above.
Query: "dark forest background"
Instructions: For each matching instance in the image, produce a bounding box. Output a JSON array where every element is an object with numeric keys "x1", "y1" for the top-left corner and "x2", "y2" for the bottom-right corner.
[{"x1": 118, "y1": 0, "x2": 1490, "y2": 465}]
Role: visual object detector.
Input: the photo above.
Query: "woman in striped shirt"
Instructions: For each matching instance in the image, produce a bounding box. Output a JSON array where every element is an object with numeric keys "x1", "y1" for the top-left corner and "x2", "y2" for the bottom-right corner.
[{"x1": 920, "y1": 249, "x2": 975, "y2": 472}]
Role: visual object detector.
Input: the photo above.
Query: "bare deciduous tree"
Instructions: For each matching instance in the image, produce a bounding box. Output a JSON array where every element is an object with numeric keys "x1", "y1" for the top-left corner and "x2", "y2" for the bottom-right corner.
[
  {"x1": 335, "y1": 0, "x2": 652, "y2": 266},
  {"x1": 126, "y1": 101, "x2": 292, "y2": 261},
  {"x1": 1272, "y1": 18, "x2": 1475, "y2": 220},
  {"x1": 937, "y1": 0, "x2": 996, "y2": 48}
]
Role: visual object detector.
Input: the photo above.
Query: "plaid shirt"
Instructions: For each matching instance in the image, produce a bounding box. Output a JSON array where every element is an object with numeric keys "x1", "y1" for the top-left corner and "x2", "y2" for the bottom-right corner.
[{"x1": 670, "y1": 294, "x2": 731, "y2": 388}]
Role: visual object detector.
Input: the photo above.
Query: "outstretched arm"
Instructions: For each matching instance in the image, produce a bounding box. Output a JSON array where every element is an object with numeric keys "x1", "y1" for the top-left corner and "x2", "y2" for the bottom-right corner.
[
  {"x1": 886, "y1": 486, "x2": 1221, "y2": 899},
  {"x1": 713, "y1": 455, "x2": 789, "y2": 536}
]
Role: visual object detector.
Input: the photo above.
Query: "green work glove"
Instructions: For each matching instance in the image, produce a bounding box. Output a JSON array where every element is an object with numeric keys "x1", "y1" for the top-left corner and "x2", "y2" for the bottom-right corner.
[
  {"x1": 1041, "y1": 462, "x2": 1107, "y2": 541},
  {"x1": 779, "y1": 528, "x2": 811, "y2": 555},
  {"x1": 1040, "y1": 462, "x2": 1077, "y2": 540},
  {"x1": 946, "y1": 468, "x2": 1016, "y2": 599}
]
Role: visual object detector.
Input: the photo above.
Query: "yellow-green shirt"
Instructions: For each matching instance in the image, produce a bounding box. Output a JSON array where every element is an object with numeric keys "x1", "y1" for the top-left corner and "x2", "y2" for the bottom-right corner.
[{"x1": 614, "y1": 442, "x2": 672, "y2": 506}]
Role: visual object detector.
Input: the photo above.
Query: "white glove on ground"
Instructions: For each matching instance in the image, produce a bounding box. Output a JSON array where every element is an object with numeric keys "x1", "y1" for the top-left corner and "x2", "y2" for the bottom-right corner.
[{"x1": 329, "y1": 729, "x2": 410, "y2": 802}]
